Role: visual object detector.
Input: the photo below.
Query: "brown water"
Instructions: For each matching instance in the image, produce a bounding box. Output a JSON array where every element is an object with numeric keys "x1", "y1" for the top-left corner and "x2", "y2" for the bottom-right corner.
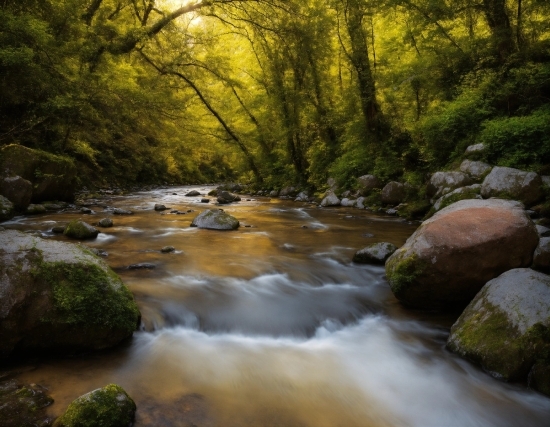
[{"x1": 3, "y1": 185, "x2": 550, "y2": 427}]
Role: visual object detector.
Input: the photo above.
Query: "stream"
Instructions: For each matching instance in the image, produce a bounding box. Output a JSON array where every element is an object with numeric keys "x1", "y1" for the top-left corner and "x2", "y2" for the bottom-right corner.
[{"x1": 3, "y1": 185, "x2": 550, "y2": 427}]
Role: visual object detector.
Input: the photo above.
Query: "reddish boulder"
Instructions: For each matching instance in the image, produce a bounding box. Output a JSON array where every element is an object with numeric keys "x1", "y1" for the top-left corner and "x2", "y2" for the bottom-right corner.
[{"x1": 385, "y1": 199, "x2": 539, "y2": 309}]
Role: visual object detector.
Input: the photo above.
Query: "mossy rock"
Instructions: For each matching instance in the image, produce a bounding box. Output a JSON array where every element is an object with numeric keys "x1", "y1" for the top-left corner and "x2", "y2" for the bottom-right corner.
[
  {"x1": 64, "y1": 220, "x2": 99, "y2": 240},
  {"x1": 0, "y1": 230, "x2": 140, "y2": 359},
  {"x1": 0, "y1": 144, "x2": 78, "y2": 202},
  {"x1": 397, "y1": 200, "x2": 432, "y2": 220},
  {"x1": 432, "y1": 184, "x2": 482, "y2": 213},
  {"x1": 190, "y1": 209, "x2": 239, "y2": 230},
  {"x1": 0, "y1": 195, "x2": 14, "y2": 221},
  {"x1": 447, "y1": 268, "x2": 550, "y2": 393},
  {"x1": 54, "y1": 384, "x2": 136, "y2": 427},
  {"x1": 0, "y1": 380, "x2": 54, "y2": 427}
]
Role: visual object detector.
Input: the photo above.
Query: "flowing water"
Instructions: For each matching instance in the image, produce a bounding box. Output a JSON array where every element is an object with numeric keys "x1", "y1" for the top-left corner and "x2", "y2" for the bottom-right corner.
[{"x1": 3, "y1": 186, "x2": 550, "y2": 427}]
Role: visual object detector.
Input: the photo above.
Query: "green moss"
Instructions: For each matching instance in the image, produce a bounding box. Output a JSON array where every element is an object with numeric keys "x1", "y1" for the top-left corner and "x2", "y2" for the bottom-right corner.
[
  {"x1": 398, "y1": 200, "x2": 432, "y2": 220},
  {"x1": 449, "y1": 302, "x2": 543, "y2": 381},
  {"x1": 53, "y1": 384, "x2": 136, "y2": 427},
  {"x1": 436, "y1": 188, "x2": 480, "y2": 211},
  {"x1": 385, "y1": 252, "x2": 425, "y2": 295},
  {"x1": 64, "y1": 220, "x2": 98, "y2": 239},
  {"x1": 35, "y1": 261, "x2": 139, "y2": 333}
]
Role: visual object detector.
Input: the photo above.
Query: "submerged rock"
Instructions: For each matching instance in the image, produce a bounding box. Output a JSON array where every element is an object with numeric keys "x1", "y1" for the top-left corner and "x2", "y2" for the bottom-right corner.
[
  {"x1": 98, "y1": 218, "x2": 113, "y2": 228},
  {"x1": 128, "y1": 263, "x2": 156, "y2": 270},
  {"x1": 447, "y1": 268, "x2": 550, "y2": 395},
  {"x1": 161, "y1": 246, "x2": 175, "y2": 253},
  {"x1": 385, "y1": 199, "x2": 538, "y2": 310},
  {"x1": 353, "y1": 242, "x2": 397, "y2": 264},
  {"x1": 52, "y1": 225, "x2": 66, "y2": 234},
  {"x1": 0, "y1": 230, "x2": 140, "y2": 359},
  {"x1": 53, "y1": 384, "x2": 136, "y2": 427},
  {"x1": 113, "y1": 208, "x2": 133, "y2": 215},
  {"x1": 64, "y1": 220, "x2": 99, "y2": 240},
  {"x1": 191, "y1": 209, "x2": 239, "y2": 230},
  {"x1": 154, "y1": 204, "x2": 168, "y2": 211},
  {"x1": 0, "y1": 379, "x2": 54, "y2": 427},
  {"x1": 481, "y1": 166, "x2": 544, "y2": 207}
]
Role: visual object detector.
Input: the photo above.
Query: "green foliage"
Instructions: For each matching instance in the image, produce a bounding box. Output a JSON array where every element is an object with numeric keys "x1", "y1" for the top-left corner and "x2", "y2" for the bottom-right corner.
[{"x1": 481, "y1": 106, "x2": 550, "y2": 170}]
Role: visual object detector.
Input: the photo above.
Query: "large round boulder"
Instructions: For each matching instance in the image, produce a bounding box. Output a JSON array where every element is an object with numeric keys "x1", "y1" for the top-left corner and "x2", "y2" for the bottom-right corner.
[
  {"x1": 447, "y1": 268, "x2": 550, "y2": 395},
  {"x1": 385, "y1": 199, "x2": 539, "y2": 309},
  {"x1": 380, "y1": 182, "x2": 405, "y2": 205},
  {"x1": 191, "y1": 209, "x2": 239, "y2": 230},
  {"x1": 0, "y1": 230, "x2": 140, "y2": 359},
  {"x1": 53, "y1": 384, "x2": 136, "y2": 427},
  {"x1": 481, "y1": 166, "x2": 544, "y2": 206},
  {"x1": 0, "y1": 176, "x2": 32, "y2": 211},
  {"x1": 427, "y1": 171, "x2": 472, "y2": 199},
  {"x1": 0, "y1": 145, "x2": 77, "y2": 202}
]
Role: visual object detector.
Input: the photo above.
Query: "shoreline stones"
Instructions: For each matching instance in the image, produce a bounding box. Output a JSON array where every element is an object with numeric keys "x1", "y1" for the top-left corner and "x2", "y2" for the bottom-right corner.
[
  {"x1": 191, "y1": 209, "x2": 239, "y2": 230},
  {"x1": 0, "y1": 176, "x2": 32, "y2": 211},
  {"x1": 380, "y1": 182, "x2": 405, "y2": 205},
  {"x1": 385, "y1": 199, "x2": 539, "y2": 310},
  {"x1": 447, "y1": 268, "x2": 550, "y2": 395},
  {"x1": 481, "y1": 167, "x2": 544, "y2": 206},
  {"x1": 320, "y1": 191, "x2": 340, "y2": 207}
]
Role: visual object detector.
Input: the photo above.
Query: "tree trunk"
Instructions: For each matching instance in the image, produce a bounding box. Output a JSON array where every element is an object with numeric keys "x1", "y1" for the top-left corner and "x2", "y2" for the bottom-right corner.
[{"x1": 482, "y1": 0, "x2": 515, "y2": 59}]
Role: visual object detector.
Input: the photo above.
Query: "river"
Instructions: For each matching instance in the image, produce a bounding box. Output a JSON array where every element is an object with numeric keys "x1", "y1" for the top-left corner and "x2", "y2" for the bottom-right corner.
[{"x1": 3, "y1": 185, "x2": 550, "y2": 426}]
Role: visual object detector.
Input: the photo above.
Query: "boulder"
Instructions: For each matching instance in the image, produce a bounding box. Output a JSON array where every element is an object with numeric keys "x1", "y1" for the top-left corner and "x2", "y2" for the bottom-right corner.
[
  {"x1": 356, "y1": 197, "x2": 366, "y2": 209},
  {"x1": 64, "y1": 220, "x2": 99, "y2": 239},
  {"x1": 191, "y1": 209, "x2": 239, "y2": 230},
  {"x1": 52, "y1": 225, "x2": 66, "y2": 233},
  {"x1": 533, "y1": 237, "x2": 550, "y2": 273},
  {"x1": 154, "y1": 204, "x2": 168, "y2": 211},
  {"x1": 385, "y1": 199, "x2": 539, "y2": 309},
  {"x1": 459, "y1": 160, "x2": 492, "y2": 181},
  {"x1": 357, "y1": 175, "x2": 381, "y2": 193},
  {"x1": 0, "y1": 145, "x2": 77, "y2": 202},
  {"x1": 161, "y1": 246, "x2": 175, "y2": 253},
  {"x1": 427, "y1": 172, "x2": 472, "y2": 199},
  {"x1": 53, "y1": 384, "x2": 136, "y2": 427},
  {"x1": 98, "y1": 218, "x2": 113, "y2": 228},
  {"x1": 200, "y1": 198, "x2": 210, "y2": 203},
  {"x1": 269, "y1": 190, "x2": 279, "y2": 197},
  {"x1": 80, "y1": 207, "x2": 92, "y2": 214},
  {"x1": 320, "y1": 191, "x2": 340, "y2": 207},
  {"x1": 279, "y1": 186, "x2": 297, "y2": 197},
  {"x1": 327, "y1": 178, "x2": 338, "y2": 191},
  {"x1": 217, "y1": 191, "x2": 240, "y2": 204},
  {"x1": 481, "y1": 166, "x2": 544, "y2": 206},
  {"x1": 433, "y1": 184, "x2": 482, "y2": 212},
  {"x1": 340, "y1": 198, "x2": 357, "y2": 207},
  {"x1": 25, "y1": 204, "x2": 47, "y2": 215},
  {"x1": 464, "y1": 143, "x2": 486, "y2": 157},
  {"x1": 380, "y1": 182, "x2": 406, "y2": 205},
  {"x1": 353, "y1": 242, "x2": 397, "y2": 264},
  {"x1": 397, "y1": 200, "x2": 432, "y2": 220},
  {"x1": 0, "y1": 380, "x2": 54, "y2": 427},
  {"x1": 185, "y1": 190, "x2": 200, "y2": 197},
  {"x1": 447, "y1": 268, "x2": 550, "y2": 394},
  {"x1": 0, "y1": 176, "x2": 32, "y2": 211},
  {"x1": 294, "y1": 191, "x2": 309, "y2": 202},
  {"x1": 0, "y1": 195, "x2": 14, "y2": 222},
  {"x1": 0, "y1": 230, "x2": 140, "y2": 359}
]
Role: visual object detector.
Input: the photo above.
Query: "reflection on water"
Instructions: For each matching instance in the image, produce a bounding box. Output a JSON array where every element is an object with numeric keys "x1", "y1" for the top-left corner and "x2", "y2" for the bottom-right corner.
[{"x1": 6, "y1": 186, "x2": 550, "y2": 427}]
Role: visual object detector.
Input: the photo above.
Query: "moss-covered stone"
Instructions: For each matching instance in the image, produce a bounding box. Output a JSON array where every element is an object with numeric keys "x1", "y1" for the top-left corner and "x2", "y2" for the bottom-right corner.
[
  {"x1": 0, "y1": 380, "x2": 54, "y2": 427},
  {"x1": 53, "y1": 384, "x2": 136, "y2": 427},
  {"x1": 0, "y1": 230, "x2": 140, "y2": 359},
  {"x1": 432, "y1": 185, "x2": 481, "y2": 212},
  {"x1": 385, "y1": 252, "x2": 426, "y2": 296},
  {"x1": 64, "y1": 220, "x2": 99, "y2": 239},
  {"x1": 397, "y1": 200, "x2": 432, "y2": 220},
  {"x1": 447, "y1": 268, "x2": 550, "y2": 386},
  {"x1": 0, "y1": 144, "x2": 78, "y2": 202}
]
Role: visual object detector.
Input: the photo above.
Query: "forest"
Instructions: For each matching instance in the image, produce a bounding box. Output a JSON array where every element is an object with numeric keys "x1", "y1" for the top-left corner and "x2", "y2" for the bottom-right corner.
[{"x1": 1, "y1": 0, "x2": 549, "y2": 193}]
